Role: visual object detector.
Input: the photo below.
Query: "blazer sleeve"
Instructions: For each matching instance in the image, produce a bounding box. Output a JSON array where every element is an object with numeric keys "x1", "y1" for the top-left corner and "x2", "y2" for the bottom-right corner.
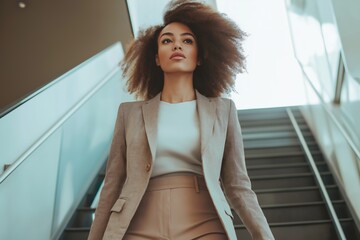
[
  {"x1": 88, "y1": 103, "x2": 127, "y2": 240},
  {"x1": 221, "y1": 100, "x2": 275, "y2": 240}
]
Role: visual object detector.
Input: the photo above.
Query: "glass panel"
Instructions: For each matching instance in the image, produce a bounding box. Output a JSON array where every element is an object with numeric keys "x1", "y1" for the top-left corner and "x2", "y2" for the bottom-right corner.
[
  {"x1": 0, "y1": 130, "x2": 61, "y2": 240},
  {"x1": 285, "y1": 0, "x2": 341, "y2": 103},
  {"x1": 50, "y1": 72, "x2": 123, "y2": 238}
]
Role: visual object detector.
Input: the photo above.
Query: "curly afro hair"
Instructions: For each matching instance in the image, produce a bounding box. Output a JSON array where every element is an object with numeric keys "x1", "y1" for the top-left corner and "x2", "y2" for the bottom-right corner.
[{"x1": 121, "y1": 0, "x2": 246, "y2": 100}]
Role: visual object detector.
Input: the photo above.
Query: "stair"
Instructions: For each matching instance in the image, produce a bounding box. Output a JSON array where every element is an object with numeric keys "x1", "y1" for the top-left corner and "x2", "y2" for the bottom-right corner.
[
  {"x1": 235, "y1": 107, "x2": 360, "y2": 240},
  {"x1": 59, "y1": 164, "x2": 106, "y2": 240},
  {"x1": 59, "y1": 107, "x2": 360, "y2": 240}
]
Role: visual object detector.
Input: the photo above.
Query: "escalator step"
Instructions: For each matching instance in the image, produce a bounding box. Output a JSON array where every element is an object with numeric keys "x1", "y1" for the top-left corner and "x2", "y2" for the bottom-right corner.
[
  {"x1": 244, "y1": 138, "x2": 310, "y2": 149},
  {"x1": 241, "y1": 125, "x2": 307, "y2": 134},
  {"x1": 234, "y1": 202, "x2": 330, "y2": 224},
  {"x1": 251, "y1": 174, "x2": 315, "y2": 189},
  {"x1": 255, "y1": 185, "x2": 342, "y2": 205},
  {"x1": 235, "y1": 218, "x2": 357, "y2": 240},
  {"x1": 240, "y1": 119, "x2": 307, "y2": 125},
  {"x1": 238, "y1": 109, "x2": 295, "y2": 119},
  {"x1": 68, "y1": 208, "x2": 95, "y2": 228},
  {"x1": 248, "y1": 163, "x2": 311, "y2": 176},
  {"x1": 256, "y1": 187, "x2": 322, "y2": 205},
  {"x1": 242, "y1": 130, "x2": 311, "y2": 140},
  {"x1": 236, "y1": 220, "x2": 335, "y2": 240},
  {"x1": 251, "y1": 172, "x2": 334, "y2": 188},
  {"x1": 245, "y1": 146, "x2": 303, "y2": 157},
  {"x1": 62, "y1": 228, "x2": 89, "y2": 240},
  {"x1": 246, "y1": 155, "x2": 308, "y2": 165},
  {"x1": 333, "y1": 200, "x2": 353, "y2": 218},
  {"x1": 248, "y1": 161, "x2": 329, "y2": 176}
]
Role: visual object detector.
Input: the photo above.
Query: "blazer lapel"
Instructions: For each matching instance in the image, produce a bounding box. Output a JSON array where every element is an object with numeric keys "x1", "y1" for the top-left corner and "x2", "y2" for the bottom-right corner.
[
  {"x1": 196, "y1": 90, "x2": 216, "y2": 155},
  {"x1": 142, "y1": 93, "x2": 161, "y2": 162}
]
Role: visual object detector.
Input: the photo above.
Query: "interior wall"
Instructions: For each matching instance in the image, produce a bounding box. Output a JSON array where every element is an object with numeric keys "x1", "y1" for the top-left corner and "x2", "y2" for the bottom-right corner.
[{"x1": 0, "y1": 0, "x2": 133, "y2": 111}]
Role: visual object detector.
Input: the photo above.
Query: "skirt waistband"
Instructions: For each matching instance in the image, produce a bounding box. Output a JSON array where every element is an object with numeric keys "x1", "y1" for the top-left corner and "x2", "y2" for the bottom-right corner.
[{"x1": 147, "y1": 174, "x2": 208, "y2": 192}]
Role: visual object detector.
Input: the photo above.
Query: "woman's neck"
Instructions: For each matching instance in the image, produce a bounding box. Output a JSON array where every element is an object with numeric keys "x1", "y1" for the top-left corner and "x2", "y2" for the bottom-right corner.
[{"x1": 161, "y1": 73, "x2": 196, "y2": 103}]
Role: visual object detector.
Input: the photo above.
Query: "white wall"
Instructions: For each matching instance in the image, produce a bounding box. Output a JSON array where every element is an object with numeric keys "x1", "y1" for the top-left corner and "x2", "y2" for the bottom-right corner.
[{"x1": 217, "y1": 0, "x2": 307, "y2": 109}]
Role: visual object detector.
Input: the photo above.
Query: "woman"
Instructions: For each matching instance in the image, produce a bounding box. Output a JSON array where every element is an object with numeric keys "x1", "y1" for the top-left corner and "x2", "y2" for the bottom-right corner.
[{"x1": 88, "y1": 0, "x2": 274, "y2": 239}]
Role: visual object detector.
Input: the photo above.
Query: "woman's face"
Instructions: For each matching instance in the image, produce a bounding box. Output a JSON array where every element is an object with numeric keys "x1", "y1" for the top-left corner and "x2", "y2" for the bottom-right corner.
[{"x1": 156, "y1": 22, "x2": 198, "y2": 74}]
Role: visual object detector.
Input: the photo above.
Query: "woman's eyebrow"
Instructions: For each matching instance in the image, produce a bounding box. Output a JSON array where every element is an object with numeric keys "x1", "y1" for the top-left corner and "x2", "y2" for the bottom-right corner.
[{"x1": 159, "y1": 32, "x2": 195, "y2": 38}]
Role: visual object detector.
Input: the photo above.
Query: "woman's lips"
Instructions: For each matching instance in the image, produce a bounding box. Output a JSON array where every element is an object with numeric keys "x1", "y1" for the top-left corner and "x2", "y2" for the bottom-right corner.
[{"x1": 170, "y1": 52, "x2": 186, "y2": 59}]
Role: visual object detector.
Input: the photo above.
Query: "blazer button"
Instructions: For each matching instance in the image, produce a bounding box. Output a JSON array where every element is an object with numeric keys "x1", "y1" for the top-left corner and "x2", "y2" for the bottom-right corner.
[{"x1": 146, "y1": 163, "x2": 151, "y2": 172}]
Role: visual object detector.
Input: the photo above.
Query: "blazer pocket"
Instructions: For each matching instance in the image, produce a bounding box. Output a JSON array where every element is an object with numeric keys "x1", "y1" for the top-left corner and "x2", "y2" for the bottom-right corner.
[{"x1": 111, "y1": 198, "x2": 126, "y2": 213}]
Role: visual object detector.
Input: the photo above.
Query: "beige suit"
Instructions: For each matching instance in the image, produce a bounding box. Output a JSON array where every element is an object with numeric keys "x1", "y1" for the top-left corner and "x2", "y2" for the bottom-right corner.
[{"x1": 88, "y1": 90, "x2": 274, "y2": 240}]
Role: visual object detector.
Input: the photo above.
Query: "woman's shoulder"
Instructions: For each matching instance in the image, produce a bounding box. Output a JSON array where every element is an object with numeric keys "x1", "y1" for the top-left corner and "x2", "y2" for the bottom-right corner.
[
  {"x1": 120, "y1": 100, "x2": 145, "y2": 108},
  {"x1": 204, "y1": 97, "x2": 233, "y2": 118},
  {"x1": 211, "y1": 96, "x2": 233, "y2": 108},
  {"x1": 116, "y1": 100, "x2": 147, "y2": 115}
]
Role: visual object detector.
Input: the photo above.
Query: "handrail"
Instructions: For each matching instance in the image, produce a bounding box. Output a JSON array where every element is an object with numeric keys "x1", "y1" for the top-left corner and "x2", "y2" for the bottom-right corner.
[
  {"x1": 294, "y1": 58, "x2": 360, "y2": 164},
  {"x1": 0, "y1": 43, "x2": 120, "y2": 119},
  {"x1": 0, "y1": 67, "x2": 119, "y2": 184},
  {"x1": 286, "y1": 108, "x2": 346, "y2": 240},
  {"x1": 334, "y1": 53, "x2": 345, "y2": 104}
]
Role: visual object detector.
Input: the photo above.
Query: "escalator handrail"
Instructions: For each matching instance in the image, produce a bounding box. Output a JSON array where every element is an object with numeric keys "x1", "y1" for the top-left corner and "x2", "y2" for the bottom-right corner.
[
  {"x1": 293, "y1": 58, "x2": 360, "y2": 165},
  {"x1": 287, "y1": 108, "x2": 346, "y2": 240},
  {"x1": 0, "y1": 66, "x2": 119, "y2": 184}
]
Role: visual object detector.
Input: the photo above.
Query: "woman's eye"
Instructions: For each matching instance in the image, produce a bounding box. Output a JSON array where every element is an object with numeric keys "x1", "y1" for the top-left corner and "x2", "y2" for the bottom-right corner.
[
  {"x1": 161, "y1": 39, "x2": 172, "y2": 44},
  {"x1": 183, "y1": 39, "x2": 193, "y2": 44}
]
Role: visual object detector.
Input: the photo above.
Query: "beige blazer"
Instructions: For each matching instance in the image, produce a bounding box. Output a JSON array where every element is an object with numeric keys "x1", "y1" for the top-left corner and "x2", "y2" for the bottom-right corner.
[{"x1": 88, "y1": 90, "x2": 274, "y2": 240}]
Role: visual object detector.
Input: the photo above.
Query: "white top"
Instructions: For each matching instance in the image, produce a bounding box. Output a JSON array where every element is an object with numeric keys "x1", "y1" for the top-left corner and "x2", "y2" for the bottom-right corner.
[{"x1": 151, "y1": 100, "x2": 202, "y2": 177}]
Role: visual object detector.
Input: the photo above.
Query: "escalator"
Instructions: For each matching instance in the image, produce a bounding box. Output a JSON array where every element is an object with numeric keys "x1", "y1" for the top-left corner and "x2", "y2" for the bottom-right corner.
[
  {"x1": 60, "y1": 106, "x2": 360, "y2": 240},
  {"x1": 235, "y1": 107, "x2": 360, "y2": 240},
  {"x1": 60, "y1": 164, "x2": 105, "y2": 240}
]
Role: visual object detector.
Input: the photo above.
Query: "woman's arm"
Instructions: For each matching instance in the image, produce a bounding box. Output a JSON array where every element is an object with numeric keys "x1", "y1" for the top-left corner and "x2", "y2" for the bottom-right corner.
[
  {"x1": 221, "y1": 100, "x2": 274, "y2": 240},
  {"x1": 88, "y1": 103, "x2": 127, "y2": 240}
]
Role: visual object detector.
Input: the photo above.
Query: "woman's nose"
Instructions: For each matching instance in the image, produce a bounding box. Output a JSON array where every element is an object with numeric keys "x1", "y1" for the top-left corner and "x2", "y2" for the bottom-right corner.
[{"x1": 172, "y1": 44, "x2": 182, "y2": 51}]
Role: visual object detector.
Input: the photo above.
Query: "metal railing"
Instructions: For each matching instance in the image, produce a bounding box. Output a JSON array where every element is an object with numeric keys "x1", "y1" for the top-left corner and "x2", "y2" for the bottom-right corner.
[
  {"x1": 287, "y1": 108, "x2": 346, "y2": 240},
  {"x1": 0, "y1": 67, "x2": 119, "y2": 184},
  {"x1": 294, "y1": 59, "x2": 360, "y2": 166}
]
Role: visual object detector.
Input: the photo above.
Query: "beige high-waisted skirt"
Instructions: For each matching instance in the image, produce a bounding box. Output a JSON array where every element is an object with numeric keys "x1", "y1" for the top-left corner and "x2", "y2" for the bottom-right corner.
[{"x1": 123, "y1": 174, "x2": 228, "y2": 240}]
